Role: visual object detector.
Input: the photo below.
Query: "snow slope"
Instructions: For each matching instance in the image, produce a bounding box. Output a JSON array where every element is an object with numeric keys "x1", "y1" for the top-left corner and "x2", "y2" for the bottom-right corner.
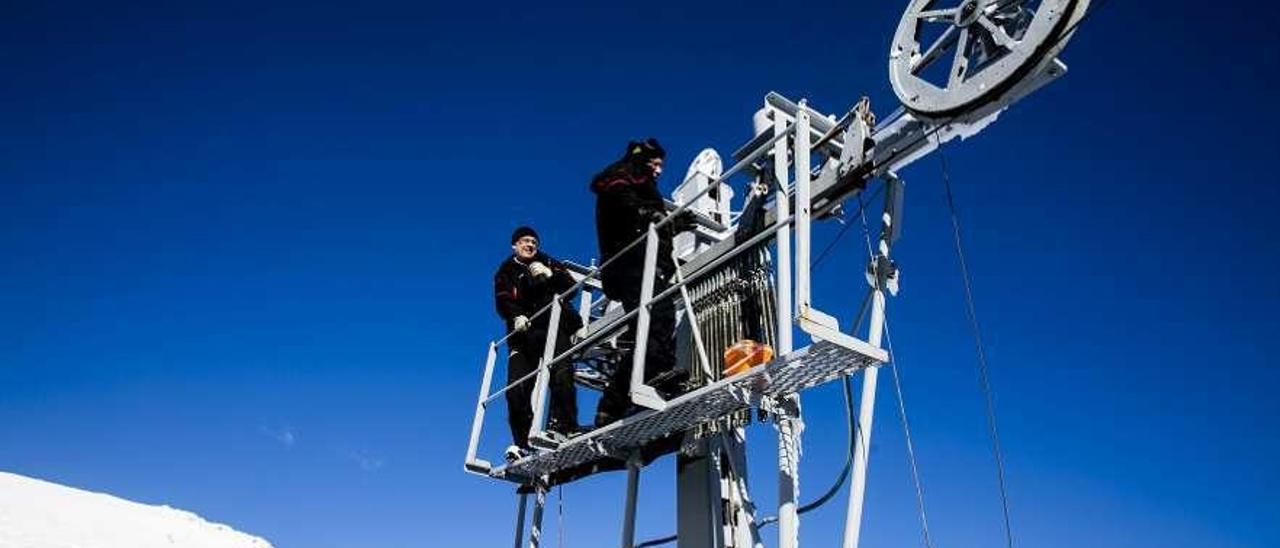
[{"x1": 0, "y1": 472, "x2": 272, "y2": 548}]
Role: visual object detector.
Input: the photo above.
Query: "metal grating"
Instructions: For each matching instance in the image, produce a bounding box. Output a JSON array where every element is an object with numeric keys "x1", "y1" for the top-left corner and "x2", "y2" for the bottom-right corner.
[{"x1": 489, "y1": 339, "x2": 885, "y2": 482}]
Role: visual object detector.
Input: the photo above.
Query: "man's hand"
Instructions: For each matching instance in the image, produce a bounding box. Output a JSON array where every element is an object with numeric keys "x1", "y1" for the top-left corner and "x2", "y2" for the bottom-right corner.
[
  {"x1": 528, "y1": 261, "x2": 553, "y2": 280},
  {"x1": 640, "y1": 208, "x2": 666, "y2": 226},
  {"x1": 672, "y1": 210, "x2": 698, "y2": 233},
  {"x1": 513, "y1": 315, "x2": 531, "y2": 332}
]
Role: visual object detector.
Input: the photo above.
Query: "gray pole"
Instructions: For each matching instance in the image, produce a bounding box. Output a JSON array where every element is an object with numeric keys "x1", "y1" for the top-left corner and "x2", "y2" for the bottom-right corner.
[
  {"x1": 842, "y1": 175, "x2": 902, "y2": 548},
  {"x1": 513, "y1": 493, "x2": 529, "y2": 548},
  {"x1": 622, "y1": 455, "x2": 643, "y2": 548},
  {"x1": 529, "y1": 486, "x2": 546, "y2": 548}
]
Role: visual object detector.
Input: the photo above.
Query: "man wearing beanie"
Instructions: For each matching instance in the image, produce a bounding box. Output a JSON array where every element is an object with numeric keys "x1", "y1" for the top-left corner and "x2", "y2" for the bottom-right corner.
[
  {"x1": 493, "y1": 226, "x2": 584, "y2": 461},
  {"x1": 589, "y1": 138, "x2": 696, "y2": 426}
]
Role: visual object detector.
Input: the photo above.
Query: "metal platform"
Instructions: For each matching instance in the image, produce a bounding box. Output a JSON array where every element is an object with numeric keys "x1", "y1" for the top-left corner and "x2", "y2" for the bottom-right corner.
[{"x1": 489, "y1": 339, "x2": 887, "y2": 482}]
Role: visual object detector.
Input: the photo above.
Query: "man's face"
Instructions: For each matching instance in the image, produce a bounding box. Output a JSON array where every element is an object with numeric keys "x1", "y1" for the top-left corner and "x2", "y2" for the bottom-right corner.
[
  {"x1": 647, "y1": 157, "x2": 664, "y2": 179},
  {"x1": 512, "y1": 236, "x2": 539, "y2": 260}
]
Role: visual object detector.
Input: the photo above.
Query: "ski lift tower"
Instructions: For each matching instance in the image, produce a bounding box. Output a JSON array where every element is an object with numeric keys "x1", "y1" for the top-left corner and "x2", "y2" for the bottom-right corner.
[{"x1": 464, "y1": 1, "x2": 1092, "y2": 547}]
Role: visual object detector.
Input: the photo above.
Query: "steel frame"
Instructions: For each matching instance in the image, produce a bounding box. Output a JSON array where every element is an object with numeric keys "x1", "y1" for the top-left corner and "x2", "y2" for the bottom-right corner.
[{"x1": 466, "y1": 36, "x2": 1073, "y2": 539}]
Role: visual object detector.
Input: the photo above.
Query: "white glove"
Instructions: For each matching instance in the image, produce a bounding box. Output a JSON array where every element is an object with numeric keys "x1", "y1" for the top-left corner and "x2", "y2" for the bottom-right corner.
[
  {"x1": 513, "y1": 315, "x2": 531, "y2": 332},
  {"x1": 571, "y1": 326, "x2": 588, "y2": 344},
  {"x1": 528, "y1": 261, "x2": 553, "y2": 280}
]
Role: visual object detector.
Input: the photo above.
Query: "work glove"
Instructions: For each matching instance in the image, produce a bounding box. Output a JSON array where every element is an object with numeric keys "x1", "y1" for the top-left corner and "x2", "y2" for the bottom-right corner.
[
  {"x1": 528, "y1": 261, "x2": 553, "y2": 280},
  {"x1": 513, "y1": 315, "x2": 531, "y2": 333},
  {"x1": 640, "y1": 207, "x2": 666, "y2": 226},
  {"x1": 671, "y1": 210, "x2": 698, "y2": 233}
]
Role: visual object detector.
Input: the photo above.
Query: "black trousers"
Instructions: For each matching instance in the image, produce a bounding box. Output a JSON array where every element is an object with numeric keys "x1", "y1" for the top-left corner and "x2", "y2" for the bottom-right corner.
[
  {"x1": 598, "y1": 274, "x2": 678, "y2": 417},
  {"x1": 506, "y1": 329, "x2": 579, "y2": 448}
]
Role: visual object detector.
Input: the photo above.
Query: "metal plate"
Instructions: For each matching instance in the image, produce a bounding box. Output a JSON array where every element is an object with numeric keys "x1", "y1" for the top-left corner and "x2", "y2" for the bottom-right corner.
[{"x1": 490, "y1": 339, "x2": 884, "y2": 482}]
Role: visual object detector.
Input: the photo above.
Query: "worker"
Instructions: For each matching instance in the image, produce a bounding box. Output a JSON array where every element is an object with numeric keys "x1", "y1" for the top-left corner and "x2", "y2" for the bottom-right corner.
[
  {"x1": 494, "y1": 226, "x2": 584, "y2": 461},
  {"x1": 590, "y1": 138, "x2": 696, "y2": 426}
]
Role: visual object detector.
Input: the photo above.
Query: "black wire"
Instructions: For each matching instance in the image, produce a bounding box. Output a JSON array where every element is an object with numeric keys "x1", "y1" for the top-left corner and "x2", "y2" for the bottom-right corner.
[
  {"x1": 635, "y1": 534, "x2": 676, "y2": 548},
  {"x1": 756, "y1": 292, "x2": 873, "y2": 529},
  {"x1": 802, "y1": 375, "x2": 858, "y2": 512},
  {"x1": 813, "y1": 183, "x2": 885, "y2": 271}
]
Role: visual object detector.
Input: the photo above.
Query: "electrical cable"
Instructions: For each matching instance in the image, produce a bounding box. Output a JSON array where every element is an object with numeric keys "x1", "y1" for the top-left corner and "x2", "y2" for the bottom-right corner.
[{"x1": 754, "y1": 288, "x2": 875, "y2": 529}]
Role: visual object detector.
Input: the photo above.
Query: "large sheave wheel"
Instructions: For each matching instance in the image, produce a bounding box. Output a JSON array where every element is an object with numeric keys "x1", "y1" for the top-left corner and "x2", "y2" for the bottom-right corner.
[{"x1": 889, "y1": 0, "x2": 1089, "y2": 118}]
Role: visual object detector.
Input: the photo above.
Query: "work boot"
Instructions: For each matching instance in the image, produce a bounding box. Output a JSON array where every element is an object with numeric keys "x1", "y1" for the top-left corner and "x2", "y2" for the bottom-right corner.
[
  {"x1": 649, "y1": 369, "x2": 690, "y2": 399},
  {"x1": 593, "y1": 408, "x2": 620, "y2": 428},
  {"x1": 594, "y1": 403, "x2": 644, "y2": 428},
  {"x1": 547, "y1": 421, "x2": 586, "y2": 439}
]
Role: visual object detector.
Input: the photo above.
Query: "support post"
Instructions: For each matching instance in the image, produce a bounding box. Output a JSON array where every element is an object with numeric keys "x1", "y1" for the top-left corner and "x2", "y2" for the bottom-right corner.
[
  {"x1": 676, "y1": 440, "x2": 723, "y2": 548},
  {"x1": 464, "y1": 342, "x2": 499, "y2": 473},
  {"x1": 578, "y1": 280, "x2": 593, "y2": 331},
  {"x1": 721, "y1": 430, "x2": 764, "y2": 548},
  {"x1": 795, "y1": 107, "x2": 812, "y2": 314},
  {"x1": 622, "y1": 454, "x2": 643, "y2": 548},
  {"x1": 530, "y1": 486, "x2": 547, "y2": 548},
  {"x1": 528, "y1": 300, "x2": 563, "y2": 442},
  {"x1": 513, "y1": 493, "x2": 529, "y2": 548},
  {"x1": 631, "y1": 225, "x2": 666, "y2": 410},
  {"x1": 771, "y1": 107, "x2": 801, "y2": 548},
  {"x1": 841, "y1": 291, "x2": 884, "y2": 548},
  {"x1": 842, "y1": 174, "x2": 903, "y2": 548}
]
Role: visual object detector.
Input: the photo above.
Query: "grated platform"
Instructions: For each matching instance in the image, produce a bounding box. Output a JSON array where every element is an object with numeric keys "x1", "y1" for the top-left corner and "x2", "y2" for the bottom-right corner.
[{"x1": 489, "y1": 339, "x2": 887, "y2": 483}]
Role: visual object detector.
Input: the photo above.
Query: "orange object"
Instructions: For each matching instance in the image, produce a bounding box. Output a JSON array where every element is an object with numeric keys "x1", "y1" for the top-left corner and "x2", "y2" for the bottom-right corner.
[{"x1": 722, "y1": 339, "x2": 775, "y2": 377}]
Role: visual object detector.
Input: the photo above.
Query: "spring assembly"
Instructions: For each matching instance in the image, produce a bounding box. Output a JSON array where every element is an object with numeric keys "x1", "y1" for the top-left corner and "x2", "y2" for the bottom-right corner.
[{"x1": 682, "y1": 242, "x2": 777, "y2": 435}]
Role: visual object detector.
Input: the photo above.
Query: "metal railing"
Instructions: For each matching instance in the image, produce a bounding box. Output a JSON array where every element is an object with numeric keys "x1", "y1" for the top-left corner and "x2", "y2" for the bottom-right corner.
[
  {"x1": 463, "y1": 119, "x2": 801, "y2": 474},
  {"x1": 463, "y1": 98, "x2": 879, "y2": 478}
]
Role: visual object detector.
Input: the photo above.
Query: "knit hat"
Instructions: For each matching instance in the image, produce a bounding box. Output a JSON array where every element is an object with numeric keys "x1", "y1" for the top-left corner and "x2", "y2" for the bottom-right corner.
[
  {"x1": 511, "y1": 226, "x2": 539, "y2": 244},
  {"x1": 624, "y1": 138, "x2": 666, "y2": 162}
]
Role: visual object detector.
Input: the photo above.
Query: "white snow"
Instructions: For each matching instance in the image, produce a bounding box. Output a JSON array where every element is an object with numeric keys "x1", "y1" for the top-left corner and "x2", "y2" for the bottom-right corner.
[{"x1": 0, "y1": 471, "x2": 272, "y2": 548}]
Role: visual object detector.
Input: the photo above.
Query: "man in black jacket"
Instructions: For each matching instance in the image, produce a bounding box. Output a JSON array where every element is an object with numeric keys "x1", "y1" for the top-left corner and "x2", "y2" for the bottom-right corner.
[
  {"x1": 590, "y1": 138, "x2": 695, "y2": 426},
  {"x1": 494, "y1": 226, "x2": 584, "y2": 460}
]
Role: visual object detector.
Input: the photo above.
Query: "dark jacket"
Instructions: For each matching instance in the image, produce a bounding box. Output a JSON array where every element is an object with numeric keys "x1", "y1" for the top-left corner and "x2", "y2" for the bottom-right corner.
[
  {"x1": 493, "y1": 252, "x2": 583, "y2": 348},
  {"x1": 590, "y1": 160, "x2": 675, "y2": 295}
]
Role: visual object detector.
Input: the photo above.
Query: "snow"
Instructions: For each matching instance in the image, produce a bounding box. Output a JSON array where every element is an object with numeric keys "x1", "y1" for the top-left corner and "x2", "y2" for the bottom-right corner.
[{"x1": 0, "y1": 472, "x2": 272, "y2": 548}]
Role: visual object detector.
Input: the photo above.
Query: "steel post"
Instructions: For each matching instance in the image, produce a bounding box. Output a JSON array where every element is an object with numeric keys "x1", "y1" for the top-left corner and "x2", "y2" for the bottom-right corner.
[
  {"x1": 528, "y1": 300, "x2": 563, "y2": 440},
  {"x1": 513, "y1": 493, "x2": 529, "y2": 548},
  {"x1": 530, "y1": 486, "x2": 546, "y2": 548},
  {"x1": 622, "y1": 454, "x2": 643, "y2": 548},
  {"x1": 772, "y1": 108, "x2": 800, "y2": 548}
]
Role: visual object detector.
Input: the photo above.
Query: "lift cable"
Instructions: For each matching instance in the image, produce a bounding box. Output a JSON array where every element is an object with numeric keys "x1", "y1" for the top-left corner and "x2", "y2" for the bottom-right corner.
[
  {"x1": 853, "y1": 192, "x2": 936, "y2": 548},
  {"x1": 567, "y1": 5, "x2": 1116, "y2": 543},
  {"x1": 821, "y1": 2, "x2": 1116, "y2": 541},
  {"x1": 936, "y1": 140, "x2": 1013, "y2": 548}
]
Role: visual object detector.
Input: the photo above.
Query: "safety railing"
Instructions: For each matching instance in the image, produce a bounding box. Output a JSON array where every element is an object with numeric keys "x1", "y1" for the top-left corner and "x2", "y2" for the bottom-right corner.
[{"x1": 464, "y1": 96, "x2": 879, "y2": 475}]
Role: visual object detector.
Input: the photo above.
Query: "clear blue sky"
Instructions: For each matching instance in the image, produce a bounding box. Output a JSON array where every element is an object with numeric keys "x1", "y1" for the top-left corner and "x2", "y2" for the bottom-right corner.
[{"x1": 2, "y1": 2, "x2": 1277, "y2": 547}]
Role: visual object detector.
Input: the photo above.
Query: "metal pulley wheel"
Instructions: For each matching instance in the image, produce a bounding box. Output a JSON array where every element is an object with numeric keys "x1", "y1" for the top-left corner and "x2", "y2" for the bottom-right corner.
[{"x1": 889, "y1": 0, "x2": 1089, "y2": 118}]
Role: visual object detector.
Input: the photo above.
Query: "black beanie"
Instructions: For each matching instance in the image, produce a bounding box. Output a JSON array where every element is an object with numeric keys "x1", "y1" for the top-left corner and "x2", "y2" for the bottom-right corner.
[
  {"x1": 511, "y1": 226, "x2": 539, "y2": 244},
  {"x1": 624, "y1": 138, "x2": 666, "y2": 162}
]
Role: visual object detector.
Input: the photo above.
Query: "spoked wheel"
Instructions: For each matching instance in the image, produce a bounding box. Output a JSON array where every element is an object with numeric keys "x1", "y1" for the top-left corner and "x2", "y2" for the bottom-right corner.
[{"x1": 889, "y1": 0, "x2": 1089, "y2": 118}]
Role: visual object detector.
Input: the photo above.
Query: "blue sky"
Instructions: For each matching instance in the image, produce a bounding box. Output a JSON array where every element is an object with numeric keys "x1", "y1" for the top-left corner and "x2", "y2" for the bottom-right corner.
[{"x1": 2, "y1": 1, "x2": 1277, "y2": 547}]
